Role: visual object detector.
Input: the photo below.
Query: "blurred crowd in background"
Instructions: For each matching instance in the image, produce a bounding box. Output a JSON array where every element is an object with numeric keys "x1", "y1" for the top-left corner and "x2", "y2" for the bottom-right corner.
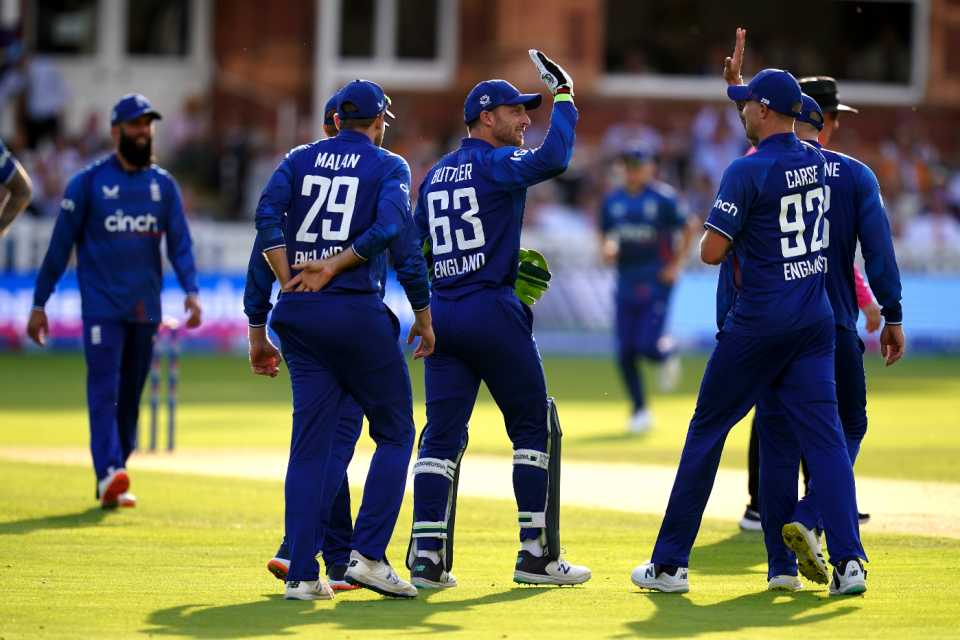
[{"x1": 2, "y1": 39, "x2": 958, "y2": 272}]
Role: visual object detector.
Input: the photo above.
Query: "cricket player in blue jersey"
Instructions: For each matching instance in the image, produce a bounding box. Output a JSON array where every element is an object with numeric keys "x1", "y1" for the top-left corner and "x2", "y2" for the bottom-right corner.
[
  {"x1": 246, "y1": 93, "x2": 360, "y2": 592},
  {"x1": 406, "y1": 50, "x2": 591, "y2": 589},
  {"x1": 753, "y1": 90, "x2": 903, "y2": 594},
  {"x1": 599, "y1": 149, "x2": 699, "y2": 433},
  {"x1": 254, "y1": 79, "x2": 433, "y2": 600},
  {"x1": 28, "y1": 94, "x2": 202, "y2": 509},
  {"x1": 0, "y1": 137, "x2": 33, "y2": 236},
  {"x1": 631, "y1": 68, "x2": 868, "y2": 596}
]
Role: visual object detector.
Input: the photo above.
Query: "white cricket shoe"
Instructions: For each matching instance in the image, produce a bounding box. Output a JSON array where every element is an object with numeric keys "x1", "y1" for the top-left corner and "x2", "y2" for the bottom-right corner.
[
  {"x1": 659, "y1": 354, "x2": 682, "y2": 392},
  {"x1": 345, "y1": 551, "x2": 417, "y2": 598},
  {"x1": 829, "y1": 559, "x2": 867, "y2": 596},
  {"x1": 513, "y1": 551, "x2": 591, "y2": 585},
  {"x1": 631, "y1": 562, "x2": 689, "y2": 593},
  {"x1": 117, "y1": 492, "x2": 137, "y2": 508},
  {"x1": 98, "y1": 468, "x2": 130, "y2": 509},
  {"x1": 781, "y1": 522, "x2": 829, "y2": 585},
  {"x1": 628, "y1": 409, "x2": 652, "y2": 434},
  {"x1": 768, "y1": 575, "x2": 802, "y2": 592},
  {"x1": 284, "y1": 579, "x2": 334, "y2": 600}
]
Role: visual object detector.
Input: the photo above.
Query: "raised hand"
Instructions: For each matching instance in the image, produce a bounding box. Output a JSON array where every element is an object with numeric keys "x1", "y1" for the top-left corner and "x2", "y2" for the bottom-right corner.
[
  {"x1": 529, "y1": 49, "x2": 574, "y2": 96},
  {"x1": 723, "y1": 27, "x2": 747, "y2": 86}
]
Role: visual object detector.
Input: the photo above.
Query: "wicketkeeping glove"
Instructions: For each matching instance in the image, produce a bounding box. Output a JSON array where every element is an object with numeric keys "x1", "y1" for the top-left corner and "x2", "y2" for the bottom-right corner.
[
  {"x1": 515, "y1": 248, "x2": 552, "y2": 306},
  {"x1": 528, "y1": 49, "x2": 574, "y2": 97}
]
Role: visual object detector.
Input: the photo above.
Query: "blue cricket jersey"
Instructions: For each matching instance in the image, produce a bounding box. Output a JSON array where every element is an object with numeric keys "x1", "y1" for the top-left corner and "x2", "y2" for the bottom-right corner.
[
  {"x1": 600, "y1": 181, "x2": 686, "y2": 298},
  {"x1": 254, "y1": 130, "x2": 429, "y2": 310},
  {"x1": 809, "y1": 141, "x2": 902, "y2": 328},
  {"x1": 33, "y1": 154, "x2": 198, "y2": 322},
  {"x1": 244, "y1": 215, "x2": 429, "y2": 325},
  {"x1": 706, "y1": 133, "x2": 832, "y2": 335},
  {"x1": 0, "y1": 137, "x2": 17, "y2": 184},
  {"x1": 414, "y1": 99, "x2": 577, "y2": 298}
]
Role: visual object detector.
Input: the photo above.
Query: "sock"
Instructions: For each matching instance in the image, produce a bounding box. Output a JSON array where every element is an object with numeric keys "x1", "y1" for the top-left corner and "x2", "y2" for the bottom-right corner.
[
  {"x1": 655, "y1": 564, "x2": 679, "y2": 576},
  {"x1": 521, "y1": 538, "x2": 544, "y2": 557},
  {"x1": 417, "y1": 550, "x2": 441, "y2": 564}
]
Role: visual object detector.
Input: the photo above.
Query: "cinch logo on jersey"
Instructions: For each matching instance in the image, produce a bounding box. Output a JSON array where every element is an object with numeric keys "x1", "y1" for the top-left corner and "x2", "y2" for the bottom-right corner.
[
  {"x1": 615, "y1": 223, "x2": 656, "y2": 243},
  {"x1": 104, "y1": 209, "x2": 159, "y2": 233},
  {"x1": 295, "y1": 246, "x2": 343, "y2": 264},
  {"x1": 433, "y1": 251, "x2": 486, "y2": 280},
  {"x1": 713, "y1": 199, "x2": 738, "y2": 216},
  {"x1": 784, "y1": 254, "x2": 828, "y2": 281}
]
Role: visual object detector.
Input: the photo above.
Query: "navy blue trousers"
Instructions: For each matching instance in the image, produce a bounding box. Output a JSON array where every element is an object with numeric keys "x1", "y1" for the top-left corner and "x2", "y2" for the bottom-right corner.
[
  {"x1": 414, "y1": 287, "x2": 549, "y2": 551},
  {"x1": 271, "y1": 293, "x2": 415, "y2": 581},
  {"x1": 615, "y1": 283, "x2": 673, "y2": 411},
  {"x1": 82, "y1": 319, "x2": 157, "y2": 483},
  {"x1": 757, "y1": 326, "x2": 869, "y2": 576},
  {"x1": 650, "y1": 318, "x2": 864, "y2": 569}
]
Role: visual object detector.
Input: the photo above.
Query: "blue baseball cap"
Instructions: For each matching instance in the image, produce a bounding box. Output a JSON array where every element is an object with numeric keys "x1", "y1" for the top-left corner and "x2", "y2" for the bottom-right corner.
[
  {"x1": 797, "y1": 93, "x2": 824, "y2": 131},
  {"x1": 111, "y1": 93, "x2": 162, "y2": 126},
  {"x1": 464, "y1": 79, "x2": 542, "y2": 124},
  {"x1": 622, "y1": 147, "x2": 656, "y2": 164},
  {"x1": 337, "y1": 80, "x2": 394, "y2": 120},
  {"x1": 323, "y1": 92, "x2": 339, "y2": 127},
  {"x1": 727, "y1": 68, "x2": 802, "y2": 118}
]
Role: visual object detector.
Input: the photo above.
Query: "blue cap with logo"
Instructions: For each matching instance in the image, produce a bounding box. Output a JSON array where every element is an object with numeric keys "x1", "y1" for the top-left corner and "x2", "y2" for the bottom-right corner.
[
  {"x1": 464, "y1": 79, "x2": 542, "y2": 124},
  {"x1": 337, "y1": 80, "x2": 394, "y2": 120},
  {"x1": 797, "y1": 93, "x2": 824, "y2": 131},
  {"x1": 323, "y1": 92, "x2": 340, "y2": 127},
  {"x1": 111, "y1": 93, "x2": 162, "y2": 126},
  {"x1": 622, "y1": 147, "x2": 656, "y2": 164},
  {"x1": 727, "y1": 68, "x2": 802, "y2": 118}
]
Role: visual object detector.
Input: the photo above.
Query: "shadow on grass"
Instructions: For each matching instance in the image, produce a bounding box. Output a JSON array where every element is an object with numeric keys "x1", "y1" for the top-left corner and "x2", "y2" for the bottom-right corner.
[
  {"x1": 143, "y1": 587, "x2": 551, "y2": 638},
  {"x1": 620, "y1": 590, "x2": 859, "y2": 637},
  {"x1": 0, "y1": 506, "x2": 107, "y2": 535},
  {"x1": 691, "y1": 530, "x2": 767, "y2": 576}
]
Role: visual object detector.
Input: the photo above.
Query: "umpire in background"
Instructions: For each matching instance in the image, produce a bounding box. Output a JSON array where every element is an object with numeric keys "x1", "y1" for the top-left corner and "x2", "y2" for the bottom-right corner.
[{"x1": 28, "y1": 94, "x2": 202, "y2": 509}]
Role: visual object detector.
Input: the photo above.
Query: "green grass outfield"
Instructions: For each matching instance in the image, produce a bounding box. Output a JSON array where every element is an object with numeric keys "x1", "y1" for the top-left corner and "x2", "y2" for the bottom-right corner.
[
  {"x1": 2, "y1": 353, "x2": 959, "y2": 483},
  {"x1": 1, "y1": 460, "x2": 959, "y2": 640}
]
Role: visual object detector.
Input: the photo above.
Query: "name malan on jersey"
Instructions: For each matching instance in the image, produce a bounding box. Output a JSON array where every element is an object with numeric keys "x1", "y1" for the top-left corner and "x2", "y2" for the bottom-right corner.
[{"x1": 314, "y1": 152, "x2": 361, "y2": 171}]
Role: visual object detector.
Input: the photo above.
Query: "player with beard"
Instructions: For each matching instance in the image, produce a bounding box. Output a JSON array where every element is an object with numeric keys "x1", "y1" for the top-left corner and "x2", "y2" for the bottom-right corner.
[{"x1": 28, "y1": 94, "x2": 202, "y2": 509}]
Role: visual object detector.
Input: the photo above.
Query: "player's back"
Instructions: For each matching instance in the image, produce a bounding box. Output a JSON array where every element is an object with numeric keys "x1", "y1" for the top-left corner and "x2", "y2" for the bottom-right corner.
[
  {"x1": 817, "y1": 146, "x2": 876, "y2": 331},
  {"x1": 708, "y1": 133, "x2": 833, "y2": 335},
  {"x1": 276, "y1": 131, "x2": 402, "y2": 296},
  {"x1": 418, "y1": 141, "x2": 526, "y2": 297}
]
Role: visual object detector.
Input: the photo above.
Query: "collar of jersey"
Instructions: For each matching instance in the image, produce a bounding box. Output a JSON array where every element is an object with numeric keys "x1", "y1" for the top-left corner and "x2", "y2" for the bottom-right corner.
[
  {"x1": 461, "y1": 137, "x2": 495, "y2": 149},
  {"x1": 803, "y1": 139, "x2": 823, "y2": 149},
  {"x1": 756, "y1": 131, "x2": 798, "y2": 149},
  {"x1": 337, "y1": 130, "x2": 375, "y2": 145}
]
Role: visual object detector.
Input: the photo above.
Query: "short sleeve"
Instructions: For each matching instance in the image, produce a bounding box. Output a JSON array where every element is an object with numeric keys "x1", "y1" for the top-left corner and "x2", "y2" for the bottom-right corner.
[{"x1": 704, "y1": 161, "x2": 755, "y2": 241}]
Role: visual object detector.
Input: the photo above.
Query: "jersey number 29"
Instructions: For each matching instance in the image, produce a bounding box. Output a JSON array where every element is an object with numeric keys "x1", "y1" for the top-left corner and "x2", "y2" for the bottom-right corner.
[
  {"x1": 779, "y1": 186, "x2": 830, "y2": 258},
  {"x1": 296, "y1": 175, "x2": 358, "y2": 243}
]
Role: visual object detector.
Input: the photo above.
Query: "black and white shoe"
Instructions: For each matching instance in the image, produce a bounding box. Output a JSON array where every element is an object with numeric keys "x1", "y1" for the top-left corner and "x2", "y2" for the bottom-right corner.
[
  {"x1": 739, "y1": 506, "x2": 763, "y2": 532},
  {"x1": 829, "y1": 558, "x2": 867, "y2": 596},
  {"x1": 858, "y1": 512, "x2": 871, "y2": 524},
  {"x1": 513, "y1": 550, "x2": 591, "y2": 586},
  {"x1": 630, "y1": 562, "x2": 689, "y2": 593},
  {"x1": 410, "y1": 556, "x2": 457, "y2": 589}
]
